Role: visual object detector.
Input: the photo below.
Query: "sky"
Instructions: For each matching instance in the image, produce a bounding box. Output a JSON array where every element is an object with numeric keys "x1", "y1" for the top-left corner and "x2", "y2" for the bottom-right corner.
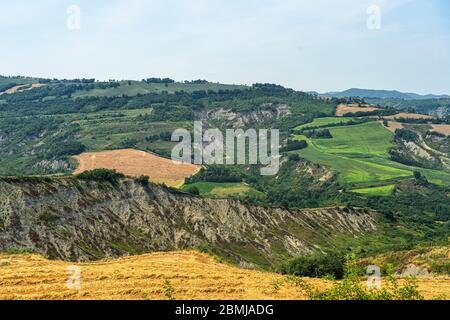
[{"x1": 0, "y1": 0, "x2": 449, "y2": 94}]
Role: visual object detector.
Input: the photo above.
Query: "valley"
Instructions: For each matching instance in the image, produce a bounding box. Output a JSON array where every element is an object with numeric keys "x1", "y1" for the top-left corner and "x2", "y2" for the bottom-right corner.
[{"x1": 0, "y1": 75, "x2": 448, "y2": 301}]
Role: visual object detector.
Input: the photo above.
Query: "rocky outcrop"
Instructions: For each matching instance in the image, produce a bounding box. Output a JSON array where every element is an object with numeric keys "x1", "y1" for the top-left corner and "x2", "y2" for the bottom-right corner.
[
  {"x1": 391, "y1": 128, "x2": 450, "y2": 170},
  {"x1": 0, "y1": 177, "x2": 377, "y2": 266},
  {"x1": 200, "y1": 104, "x2": 291, "y2": 128}
]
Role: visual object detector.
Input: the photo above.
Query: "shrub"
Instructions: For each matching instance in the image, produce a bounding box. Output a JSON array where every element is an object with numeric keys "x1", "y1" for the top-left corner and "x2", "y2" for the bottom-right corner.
[
  {"x1": 288, "y1": 154, "x2": 301, "y2": 162},
  {"x1": 136, "y1": 175, "x2": 150, "y2": 186},
  {"x1": 304, "y1": 129, "x2": 333, "y2": 139},
  {"x1": 164, "y1": 279, "x2": 175, "y2": 300},
  {"x1": 76, "y1": 169, "x2": 124, "y2": 184},
  {"x1": 281, "y1": 140, "x2": 308, "y2": 152},
  {"x1": 279, "y1": 253, "x2": 346, "y2": 279},
  {"x1": 38, "y1": 212, "x2": 59, "y2": 222},
  {"x1": 186, "y1": 166, "x2": 242, "y2": 183},
  {"x1": 186, "y1": 185, "x2": 200, "y2": 195},
  {"x1": 394, "y1": 129, "x2": 419, "y2": 143},
  {"x1": 413, "y1": 171, "x2": 429, "y2": 186},
  {"x1": 286, "y1": 255, "x2": 424, "y2": 300}
]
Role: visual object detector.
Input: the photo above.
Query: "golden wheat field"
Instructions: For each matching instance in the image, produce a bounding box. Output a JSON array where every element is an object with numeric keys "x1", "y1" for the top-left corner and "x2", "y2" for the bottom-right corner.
[
  {"x1": 379, "y1": 120, "x2": 405, "y2": 133},
  {"x1": 384, "y1": 112, "x2": 432, "y2": 120},
  {"x1": 430, "y1": 124, "x2": 450, "y2": 136},
  {"x1": 335, "y1": 104, "x2": 380, "y2": 116},
  {"x1": 73, "y1": 149, "x2": 201, "y2": 188},
  {"x1": 0, "y1": 251, "x2": 448, "y2": 300}
]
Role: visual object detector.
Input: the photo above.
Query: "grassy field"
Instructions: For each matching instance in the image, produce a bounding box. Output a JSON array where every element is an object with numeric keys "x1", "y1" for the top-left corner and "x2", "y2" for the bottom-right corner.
[
  {"x1": 295, "y1": 117, "x2": 356, "y2": 130},
  {"x1": 292, "y1": 121, "x2": 450, "y2": 186},
  {"x1": 181, "y1": 182, "x2": 263, "y2": 198},
  {"x1": 294, "y1": 141, "x2": 412, "y2": 184},
  {"x1": 350, "y1": 184, "x2": 396, "y2": 196},
  {"x1": 73, "y1": 81, "x2": 247, "y2": 98},
  {"x1": 0, "y1": 251, "x2": 447, "y2": 300},
  {"x1": 313, "y1": 122, "x2": 393, "y2": 157},
  {"x1": 366, "y1": 156, "x2": 450, "y2": 186}
]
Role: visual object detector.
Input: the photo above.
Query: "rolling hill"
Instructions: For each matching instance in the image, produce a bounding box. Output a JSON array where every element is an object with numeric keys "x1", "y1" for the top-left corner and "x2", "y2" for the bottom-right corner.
[
  {"x1": 1, "y1": 250, "x2": 448, "y2": 300},
  {"x1": 0, "y1": 76, "x2": 449, "y2": 301},
  {"x1": 321, "y1": 88, "x2": 450, "y2": 100}
]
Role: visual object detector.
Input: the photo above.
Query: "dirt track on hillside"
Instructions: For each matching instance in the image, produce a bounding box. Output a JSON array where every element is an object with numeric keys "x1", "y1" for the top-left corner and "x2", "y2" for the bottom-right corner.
[{"x1": 0, "y1": 83, "x2": 45, "y2": 95}]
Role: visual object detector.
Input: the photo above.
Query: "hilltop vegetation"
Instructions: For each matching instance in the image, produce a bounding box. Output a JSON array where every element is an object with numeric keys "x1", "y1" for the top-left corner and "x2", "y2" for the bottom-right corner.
[
  {"x1": 367, "y1": 97, "x2": 450, "y2": 117},
  {"x1": 0, "y1": 77, "x2": 336, "y2": 175}
]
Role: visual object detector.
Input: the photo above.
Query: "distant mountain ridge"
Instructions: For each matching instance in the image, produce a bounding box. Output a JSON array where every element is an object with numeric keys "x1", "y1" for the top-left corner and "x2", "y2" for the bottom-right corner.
[{"x1": 320, "y1": 88, "x2": 450, "y2": 100}]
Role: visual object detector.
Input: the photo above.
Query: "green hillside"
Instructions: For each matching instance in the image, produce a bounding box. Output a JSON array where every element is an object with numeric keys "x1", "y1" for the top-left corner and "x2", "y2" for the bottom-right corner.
[
  {"x1": 0, "y1": 76, "x2": 449, "y2": 280},
  {"x1": 292, "y1": 121, "x2": 450, "y2": 186},
  {"x1": 294, "y1": 117, "x2": 356, "y2": 130},
  {"x1": 181, "y1": 182, "x2": 263, "y2": 199},
  {"x1": 351, "y1": 184, "x2": 396, "y2": 196},
  {"x1": 313, "y1": 122, "x2": 393, "y2": 156}
]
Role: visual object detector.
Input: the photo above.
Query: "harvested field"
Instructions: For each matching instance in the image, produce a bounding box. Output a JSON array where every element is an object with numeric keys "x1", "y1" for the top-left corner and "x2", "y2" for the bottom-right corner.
[
  {"x1": 0, "y1": 83, "x2": 45, "y2": 95},
  {"x1": 73, "y1": 149, "x2": 201, "y2": 187},
  {"x1": 384, "y1": 113, "x2": 432, "y2": 120},
  {"x1": 379, "y1": 120, "x2": 404, "y2": 133},
  {"x1": 431, "y1": 124, "x2": 450, "y2": 136},
  {"x1": 0, "y1": 251, "x2": 447, "y2": 300},
  {"x1": 336, "y1": 104, "x2": 380, "y2": 116}
]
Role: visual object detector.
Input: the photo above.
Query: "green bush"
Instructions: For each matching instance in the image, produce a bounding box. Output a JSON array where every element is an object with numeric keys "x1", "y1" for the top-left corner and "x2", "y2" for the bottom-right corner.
[
  {"x1": 286, "y1": 255, "x2": 424, "y2": 300},
  {"x1": 38, "y1": 212, "x2": 59, "y2": 222},
  {"x1": 136, "y1": 175, "x2": 150, "y2": 186},
  {"x1": 288, "y1": 154, "x2": 301, "y2": 162},
  {"x1": 164, "y1": 279, "x2": 175, "y2": 300},
  {"x1": 186, "y1": 185, "x2": 200, "y2": 195},
  {"x1": 281, "y1": 140, "x2": 307, "y2": 152},
  {"x1": 76, "y1": 169, "x2": 124, "y2": 184},
  {"x1": 279, "y1": 253, "x2": 346, "y2": 279}
]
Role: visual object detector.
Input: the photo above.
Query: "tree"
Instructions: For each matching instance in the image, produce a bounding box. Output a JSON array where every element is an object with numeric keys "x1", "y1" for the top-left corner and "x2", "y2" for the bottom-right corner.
[{"x1": 186, "y1": 186, "x2": 200, "y2": 195}]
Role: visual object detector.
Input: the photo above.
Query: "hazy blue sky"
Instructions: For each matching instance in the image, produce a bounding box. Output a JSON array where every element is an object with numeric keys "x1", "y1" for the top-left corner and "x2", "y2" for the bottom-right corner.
[{"x1": 1, "y1": 0, "x2": 449, "y2": 94}]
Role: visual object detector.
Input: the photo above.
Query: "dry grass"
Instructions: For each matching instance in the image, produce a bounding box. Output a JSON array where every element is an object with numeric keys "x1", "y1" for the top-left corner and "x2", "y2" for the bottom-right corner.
[
  {"x1": 384, "y1": 113, "x2": 432, "y2": 120},
  {"x1": 430, "y1": 124, "x2": 450, "y2": 136},
  {"x1": 336, "y1": 104, "x2": 380, "y2": 117},
  {"x1": 0, "y1": 251, "x2": 309, "y2": 300},
  {"x1": 0, "y1": 83, "x2": 45, "y2": 95},
  {"x1": 379, "y1": 121, "x2": 404, "y2": 133},
  {"x1": 0, "y1": 251, "x2": 448, "y2": 300},
  {"x1": 209, "y1": 185, "x2": 251, "y2": 197},
  {"x1": 73, "y1": 149, "x2": 201, "y2": 188}
]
